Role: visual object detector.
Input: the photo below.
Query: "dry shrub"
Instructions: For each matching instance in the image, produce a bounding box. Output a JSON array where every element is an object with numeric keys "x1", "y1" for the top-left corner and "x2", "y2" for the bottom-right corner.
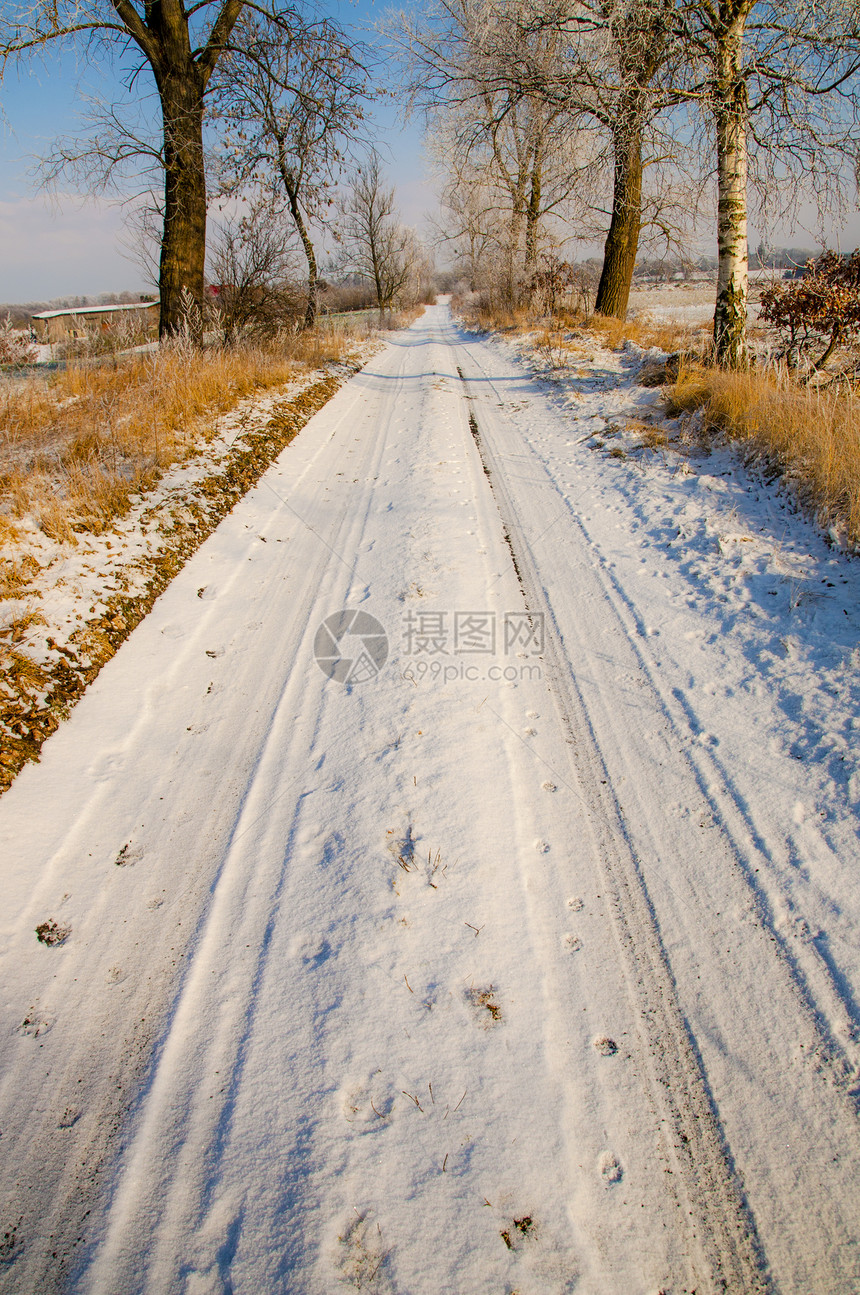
[
  {"x1": 459, "y1": 295, "x2": 702, "y2": 359},
  {"x1": 390, "y1": 304, "x2": 426, "y2": 329},
  {"x1": 462, "y1": 300, "x2": 533, "y2": 333},
  {"x1": 666, "y1": 362, "x2": 860, "y2": 545},
  {"x1": 0, "y1": 329, "x2": 353, "y2": 541}
]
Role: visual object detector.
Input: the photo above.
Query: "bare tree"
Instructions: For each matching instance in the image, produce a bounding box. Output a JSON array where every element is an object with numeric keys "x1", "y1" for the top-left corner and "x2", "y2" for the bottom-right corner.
[
  {"x1": 338, "y1": 156, "x2": 418, "y2": 317},
  {"x1": 430, "y1": 161, "x2": 509, "y2": 292},
  {"x1": 208, "y1": 201, "x2": 301, "y2": 342},
  {"x1": 397, "y1": 0, "x2": 593, "y2": 305},
  {"x1": 681, "y1": 0, "x2": 860, "y2": 366},
  {"x1": 496, "y1": 0, "x2": 690, "y2": 318},
  {"x1": 210, "y1": 15, "x2": 371, "y2": 329},
  {"x1": 0, "y1": 0, "x2": 302, "y2": 338}
]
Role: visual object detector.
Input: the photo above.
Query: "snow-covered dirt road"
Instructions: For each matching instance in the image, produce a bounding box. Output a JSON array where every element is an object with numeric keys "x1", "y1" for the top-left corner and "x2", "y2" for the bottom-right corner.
[{"x1": 1, "y1": 303, "x2": 859, "y2": 1294}]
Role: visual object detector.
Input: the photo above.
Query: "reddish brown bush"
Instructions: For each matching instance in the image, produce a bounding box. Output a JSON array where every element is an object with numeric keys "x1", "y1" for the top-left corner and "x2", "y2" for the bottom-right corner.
[{"x1": 759, "y1": 249, "x2": 860, "y2": 376}]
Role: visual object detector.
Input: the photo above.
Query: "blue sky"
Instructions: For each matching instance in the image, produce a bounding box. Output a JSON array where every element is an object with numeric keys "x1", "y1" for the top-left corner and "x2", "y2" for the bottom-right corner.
[
  {"x1": 0, "y1": 0, "x2": 435, "y2": 301},
  {"x1": 1, "y1": 0, "x2": 859, "y2": 303}
]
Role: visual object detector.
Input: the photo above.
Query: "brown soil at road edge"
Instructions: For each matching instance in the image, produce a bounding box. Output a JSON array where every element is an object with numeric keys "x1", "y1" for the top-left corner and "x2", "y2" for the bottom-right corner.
[{"x1": 0, "y1": 362, "x2": 363, "y2": 797}]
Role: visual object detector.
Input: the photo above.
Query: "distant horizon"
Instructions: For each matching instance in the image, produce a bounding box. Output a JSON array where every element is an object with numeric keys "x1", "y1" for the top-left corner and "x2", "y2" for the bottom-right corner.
[{"x1": 1, "y1": 244, "x2": 839, "y2": 314}]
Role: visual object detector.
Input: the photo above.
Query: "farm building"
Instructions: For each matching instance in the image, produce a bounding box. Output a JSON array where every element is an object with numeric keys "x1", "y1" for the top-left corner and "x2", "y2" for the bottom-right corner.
[{"x1": 31, "y1": 300, "x2": 159, "y2": 342}]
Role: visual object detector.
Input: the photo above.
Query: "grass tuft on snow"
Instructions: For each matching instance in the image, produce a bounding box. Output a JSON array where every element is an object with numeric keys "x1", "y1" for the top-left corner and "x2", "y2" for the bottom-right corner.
[{"x1": 666, "y1": 362, "x2": 860, "y2": 546}]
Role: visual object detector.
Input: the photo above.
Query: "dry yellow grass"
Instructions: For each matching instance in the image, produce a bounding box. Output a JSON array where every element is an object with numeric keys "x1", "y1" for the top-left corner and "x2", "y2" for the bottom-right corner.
[
  {"x1": 464, "y1": 297, "x2": 706, "y2": 361},
  {"x1": 458, "y1": 294, "x2": 860, "y2": 547},
  {"x1": 0, "y1": 364, "x2": 357, "y2": 794},
  {"x1": 0, "y1": 329, "x2": 355, "y2": 543},
  {"x1": 666, "y1": 361, "x2": 860, "y2": 545},
  {"x1": 583, "y1": 311, "x2": 699, "y2": 356}
]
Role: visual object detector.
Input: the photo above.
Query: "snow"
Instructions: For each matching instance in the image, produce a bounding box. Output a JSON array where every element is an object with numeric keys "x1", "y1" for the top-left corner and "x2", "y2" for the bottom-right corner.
[
  {"x1": 1, "y1": 354, "x2": 376, "y2": 705},
  {"x1": 627, "y1": 284, "x2": 762, "y2": 325},
  {"x1": 1, "y1": 303, "x2": 859, "y2": 1293}
]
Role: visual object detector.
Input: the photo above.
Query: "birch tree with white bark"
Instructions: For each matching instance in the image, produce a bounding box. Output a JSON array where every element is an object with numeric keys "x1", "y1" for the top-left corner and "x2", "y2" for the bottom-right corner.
[{"x1": 682, "y1": 0, "x2": 860, "y2": 366}]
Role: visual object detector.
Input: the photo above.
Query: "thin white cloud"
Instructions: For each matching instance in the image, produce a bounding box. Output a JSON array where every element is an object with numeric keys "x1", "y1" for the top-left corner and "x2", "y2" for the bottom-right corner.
[{"x1": 0, "y1": 192, "x2": 142, "y2": 302}]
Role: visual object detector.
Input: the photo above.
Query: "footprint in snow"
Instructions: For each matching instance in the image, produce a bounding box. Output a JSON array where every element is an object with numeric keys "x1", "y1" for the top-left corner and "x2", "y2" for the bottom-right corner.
[
  {"x1": 793, "y1": 916, "x2": 820, "y2": 943},
  {"x1": 592, "y1": 1036, "x2": 618, "y2": 1056},
  {"x1": 115, "y1": 842, "x2": 143, "y2": 867},
  {"x1": 289, "y1": 932, "x2": 331, "y2": 965},
  {"x1": 88, "y1": 752, "x2": 126, "y2": 782},
  {"x1": 35, "y1": 919, "x2": 71, "y2": 947},
  {"x1": 466, "y1": 984, "x2": 502, "y2": 1025},
  {"x1": 499, "y1": 1214, "x2": 537, "y2": 1251},
  {"x1": 598, "y1": 1151, "x2": 623, "y2": 1184},
  {"x1": 334, "y1": 1211, "x2": 391, "y2": 1292},
  {"x1": 340, "y1": 1076, "x2": 395, "y2": 1128},
  {"x1": 19, "y1": 1005, "x2": 53, "y2": 1037}
]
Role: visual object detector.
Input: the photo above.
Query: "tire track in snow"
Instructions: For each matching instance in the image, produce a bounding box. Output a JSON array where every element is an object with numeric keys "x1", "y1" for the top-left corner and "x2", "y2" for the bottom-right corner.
[
  {"x1": 459, "y1": 321, "x2": 860, "y2": 1092},
  {"x1": 75, "y1": 334, "x2": 427, "y2": 1294},
  {"x1": 74, "y1": 311, "x2": 700, "y2": 1292},
  {"x1": 6, "y1": 307, "x2": 857, "y2": 1294},
  {"x1": 453, "y1": 316, "x2": 860, "y2": 1291},
  {"x1": 454, "y1": 352, "x2": 770, "y2": 1294},
  {"x1": 0, "y1": 336, "x2": 425, "y2": 1295}
]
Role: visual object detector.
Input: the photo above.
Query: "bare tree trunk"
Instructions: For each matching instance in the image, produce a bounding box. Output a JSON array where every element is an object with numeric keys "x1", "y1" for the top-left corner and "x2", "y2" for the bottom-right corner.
[
  {"x1": 285, "y1": 184, "x2": 318, "y2": 330},
  {"x1": 501, "y1": 202, "x2": 525, "y2": 306},
  {"x1": 594, "y1": 118, "x2": 644, "y2": 318},
  {"x1": 369, "y1": 230, "x2": 385, "y2": 319},
  {"x1": 158, "y1": 70, "x2": 208, "y2": 339},
  {"x1": 525, "y1": 154, "x2": 543, "y2": 272},
  {"x1": 713, "y1": 11, "x2": 750, "y2": 368}
]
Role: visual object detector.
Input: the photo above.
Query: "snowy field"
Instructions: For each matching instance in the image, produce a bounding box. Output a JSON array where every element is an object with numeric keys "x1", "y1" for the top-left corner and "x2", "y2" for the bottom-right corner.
[
  {"x1": 626, "y1": 282, "x2": 766, "y2": 327},
  {"x1": 1, "y1": 303, "x2": 859, "y2": 1293},
  {"x1": 627, "y1": 283, "x2": 720, "y2": 325}
]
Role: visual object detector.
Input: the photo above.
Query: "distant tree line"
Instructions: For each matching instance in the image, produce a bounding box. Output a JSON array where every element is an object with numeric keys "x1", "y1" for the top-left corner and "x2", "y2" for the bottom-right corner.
[{"x1": 3, "y1": 0, "x2": 859, "y2": 365}]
